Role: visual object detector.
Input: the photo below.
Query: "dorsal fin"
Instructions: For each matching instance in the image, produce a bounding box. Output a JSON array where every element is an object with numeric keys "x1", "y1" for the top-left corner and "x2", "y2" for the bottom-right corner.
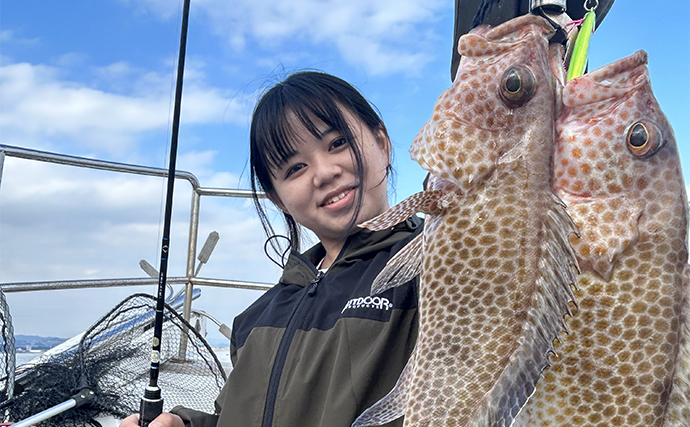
[
  {"x1": 667, "y1": 264, "x2": 690, "y2": 424},
  {"x1": 471, "y1": 193, "x2": 580, "y2": 426}
]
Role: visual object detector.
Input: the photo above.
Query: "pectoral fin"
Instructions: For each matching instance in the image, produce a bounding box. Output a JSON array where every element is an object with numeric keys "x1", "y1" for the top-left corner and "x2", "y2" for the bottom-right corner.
[
  {"x1": 561, "y1": 195, "x2": 643, "y2": 281},
  {"x1": 352, "y1": 346, "x2": 416, "y2": 427},
  {"x1": 359, "y1": 190, "x2": 445, "y2": 231},
  {"x1": 371, "y1": 232, "x2": 423, "y2": 295}
]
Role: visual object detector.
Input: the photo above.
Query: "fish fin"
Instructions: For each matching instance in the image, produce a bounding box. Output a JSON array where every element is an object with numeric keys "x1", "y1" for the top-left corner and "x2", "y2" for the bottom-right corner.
[
  {"x1": 561, "y1": 194, "x2": 643, "y2": 281},
  {"x1": 471, "y1": 193, "x2": 580, "y2": 427},
  {"x1": 359, "y1": 190, "x2": 445, "y2": 231},
  {"x1": 371, "y1": 232, "x2": 424, "y2": 295},
  {"x1": 352, "y1": 346, "x2": 416, "y2": 427},
  {"x1": 666, "y1": 264, "x2": 690, "y2": 425}
]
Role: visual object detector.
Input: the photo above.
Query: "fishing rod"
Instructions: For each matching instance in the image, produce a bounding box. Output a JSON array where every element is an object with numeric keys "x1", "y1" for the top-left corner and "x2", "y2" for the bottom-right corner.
[{"x1": 139, "y1": 0, "x2": 192, "y2": 425}]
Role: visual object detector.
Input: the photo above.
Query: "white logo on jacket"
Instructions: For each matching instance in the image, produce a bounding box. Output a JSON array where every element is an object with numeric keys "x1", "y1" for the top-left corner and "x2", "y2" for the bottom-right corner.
[{"x1": 341, "y1": 296, "x2": 393, "y2": 314}]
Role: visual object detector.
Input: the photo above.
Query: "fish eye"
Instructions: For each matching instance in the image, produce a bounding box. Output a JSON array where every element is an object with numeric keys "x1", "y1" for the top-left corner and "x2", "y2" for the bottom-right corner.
[
  {"x1": 626, "y1": 120, "x2": 664, "y2": 158},
  {"x1": 499, "y1": 65, "x2": 536, "y2": 108}
]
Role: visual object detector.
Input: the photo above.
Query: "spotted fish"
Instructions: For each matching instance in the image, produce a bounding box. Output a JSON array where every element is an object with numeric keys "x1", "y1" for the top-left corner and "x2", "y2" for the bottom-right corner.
[
  {"x1": 514, "y1": 50, "x2": 690, "y2": 426},
  {"x1": 353, "y1": 15, "x2": 579, "y2": 427}
]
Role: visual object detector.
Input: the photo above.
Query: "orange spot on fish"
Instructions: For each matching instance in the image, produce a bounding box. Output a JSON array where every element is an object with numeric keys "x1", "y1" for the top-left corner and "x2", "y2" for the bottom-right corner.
[
  {"x1": 584, "y1": 138, "x2": 593, "y2": 146},
  {"x1": 607, "y1": 183, "x2": 622, "y2": 193},
  {"x1": 622, "y1": 175, "x2": 633, "y2": 188},
  {"x1": 620, "y1": 111, "x2": 629, "y2": 121},
  {"x1": 572, "y1": 148, "x2": 581, "y2": 158},
  {"x1": 568, "y1": 167, "x2": 577, "y2": 176},
  {"x1": 561, "y1": 158, "x2": 569, "y2": 166},
  {"x1": 580, "y1": 163, "x2": 591, "y2": 174},
  {"x1": 593, "y1": 128, "x2": 602, "y2": 137}
]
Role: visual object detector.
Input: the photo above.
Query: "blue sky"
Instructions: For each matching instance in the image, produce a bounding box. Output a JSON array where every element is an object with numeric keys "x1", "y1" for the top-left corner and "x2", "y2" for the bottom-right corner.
[{"x1": 0, "y1": 0, "x2": 688, "y2": 343}]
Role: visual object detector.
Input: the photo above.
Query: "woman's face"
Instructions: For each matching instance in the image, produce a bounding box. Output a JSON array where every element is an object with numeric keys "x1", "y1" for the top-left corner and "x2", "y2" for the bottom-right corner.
[{"x1": 268, "y1": 108, "x2": 391, "y2": 249}]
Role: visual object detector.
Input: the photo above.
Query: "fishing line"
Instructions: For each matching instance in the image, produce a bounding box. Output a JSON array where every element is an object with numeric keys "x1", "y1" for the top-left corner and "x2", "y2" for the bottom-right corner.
[
  {"x1": 138, "y1": 0, "x2": 192, "y2": 425},
  {"x1": 155, "y1": 0, "x2": 187, "y2": 277}
]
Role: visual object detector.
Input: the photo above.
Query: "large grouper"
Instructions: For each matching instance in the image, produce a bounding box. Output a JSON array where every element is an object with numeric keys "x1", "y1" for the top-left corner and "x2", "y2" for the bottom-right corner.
[
  {"x1": 514, "y1": 49, "x2": 690, "y2": 427},
  {"x1": 352, "y1": 15, "x2": 580, "y2": 427}
]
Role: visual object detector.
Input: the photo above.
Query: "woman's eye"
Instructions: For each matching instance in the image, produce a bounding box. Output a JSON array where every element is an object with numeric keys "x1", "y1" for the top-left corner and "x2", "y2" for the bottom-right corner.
[
  {"x1": 330, "y1": 138, "x2": 348, "y2": 150},
  {"x1": 285, "y1": 163, "x2": 306, "y2": 178}
]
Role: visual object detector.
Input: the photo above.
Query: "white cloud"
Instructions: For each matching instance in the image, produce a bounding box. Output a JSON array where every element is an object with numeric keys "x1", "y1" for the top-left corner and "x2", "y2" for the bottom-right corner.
[
  {"x1": 130, "y1": 0, "x2": 445, "y2": 75},
  {"x1": 0, "y1": 29, "x2": 39, "y2": 45},
  {"x1": 0, "y1": 62, "x2": 253, "y2": 156}
]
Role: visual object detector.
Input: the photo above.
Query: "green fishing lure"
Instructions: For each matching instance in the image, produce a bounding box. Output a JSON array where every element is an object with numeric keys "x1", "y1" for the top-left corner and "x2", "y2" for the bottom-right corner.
[{"x1": 567, "y1": 10, "x2": 596, "y2": 81}]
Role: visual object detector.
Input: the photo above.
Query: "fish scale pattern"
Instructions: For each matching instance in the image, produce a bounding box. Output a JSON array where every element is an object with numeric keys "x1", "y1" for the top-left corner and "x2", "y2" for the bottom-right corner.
[{"x1": 514, "y1": 50, "x2": 690, "y2": 427}]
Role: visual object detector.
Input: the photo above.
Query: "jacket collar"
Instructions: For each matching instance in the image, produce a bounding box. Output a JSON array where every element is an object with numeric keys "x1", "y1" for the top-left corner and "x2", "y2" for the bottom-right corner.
[{"x1": 278, "y1": 216, "x2": 422, "y2": 287}]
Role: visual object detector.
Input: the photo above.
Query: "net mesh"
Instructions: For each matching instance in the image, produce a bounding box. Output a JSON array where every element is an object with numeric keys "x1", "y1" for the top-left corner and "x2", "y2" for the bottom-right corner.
[
  {"x1": 0, "y1": 287, "x2": 15, "y2": 402},
  {"x1": 1, "y1": 293, "x2": 226, "y2": 426}
]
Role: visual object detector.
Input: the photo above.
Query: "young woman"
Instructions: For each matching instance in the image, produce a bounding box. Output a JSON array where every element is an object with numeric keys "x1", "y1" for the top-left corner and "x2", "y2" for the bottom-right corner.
[{"x1": 121, "y1": 71, "x2": 421, "y2": 427}]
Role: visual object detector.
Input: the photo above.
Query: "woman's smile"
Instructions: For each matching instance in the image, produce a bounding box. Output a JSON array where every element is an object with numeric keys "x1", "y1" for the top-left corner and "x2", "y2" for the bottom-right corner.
[{"x1": 321, "y1": 186, "x2": 356, "y2": 210}]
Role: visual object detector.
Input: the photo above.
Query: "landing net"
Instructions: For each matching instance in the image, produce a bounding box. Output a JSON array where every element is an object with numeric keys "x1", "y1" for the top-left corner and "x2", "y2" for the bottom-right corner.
[
  {"x1": 1, "y1": 293, "x2": 225, "y2": 426},
  {"x1": 0, "y1": 286, "x2": 15, "y2": 404}
]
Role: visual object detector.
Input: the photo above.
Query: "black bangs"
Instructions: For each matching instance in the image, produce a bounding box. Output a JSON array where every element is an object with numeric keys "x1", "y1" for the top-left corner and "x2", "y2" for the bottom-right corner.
[{"x1": 252, "y1": 80, "x2": 358, "y2": 179}]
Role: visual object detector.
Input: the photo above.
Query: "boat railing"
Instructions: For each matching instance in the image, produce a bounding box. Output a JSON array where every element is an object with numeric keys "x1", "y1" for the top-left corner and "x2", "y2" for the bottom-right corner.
[{"x1": 0, "y1": 143, "x2": 274, "y2": 341}]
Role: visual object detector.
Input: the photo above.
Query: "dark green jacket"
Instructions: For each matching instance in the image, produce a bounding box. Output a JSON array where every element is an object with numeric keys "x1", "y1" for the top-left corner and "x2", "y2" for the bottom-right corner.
[{"x1": 173, "y1": 217, "x2": 422, "y2": 427}]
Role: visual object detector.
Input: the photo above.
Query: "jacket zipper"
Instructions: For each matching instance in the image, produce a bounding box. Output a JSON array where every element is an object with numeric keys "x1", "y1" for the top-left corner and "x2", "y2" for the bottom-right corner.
[{"x1": 261, "y1": 271, "x2": 325, "y2": 427}]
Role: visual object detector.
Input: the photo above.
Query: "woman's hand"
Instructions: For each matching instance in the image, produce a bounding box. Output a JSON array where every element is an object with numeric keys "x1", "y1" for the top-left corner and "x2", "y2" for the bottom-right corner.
[{"x1": 119, "y1": 413, "x2": 185, "y2": 427}]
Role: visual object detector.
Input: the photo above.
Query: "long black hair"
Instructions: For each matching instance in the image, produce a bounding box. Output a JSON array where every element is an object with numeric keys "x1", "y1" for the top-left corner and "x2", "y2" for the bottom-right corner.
[{"x1": 249, "y1": 71, "x2": 391, "y2": 262}]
